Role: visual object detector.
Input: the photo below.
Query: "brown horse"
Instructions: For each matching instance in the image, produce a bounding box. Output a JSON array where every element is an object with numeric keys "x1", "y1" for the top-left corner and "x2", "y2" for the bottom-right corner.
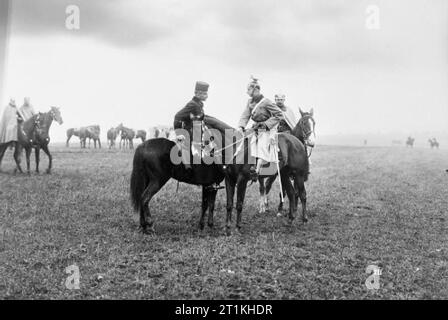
[
  {"x1": 258, "y1": 108, "x2": 315, "y2": 215},
  {"x1": 136, "y1": 130, "x2": 147, "y2": 143},
  {"x1": 117, "y1": 124, "x2": 135, "y2": 149},
  {"x1": 406, "y1": 137, "x2": 415, "y2": 148},
  {"x1": 0, "y1": 106, "x2": 63, "y2": 174},
  {"x1": 66, "y1": 128, "x2": 81, "y2": 147},
  {"x1": 84, "y1": 125, "x2": 101, "y2": 149},
  {"x1": 107, "y1": 127, "x2": 119, "y2": 148},
  {"x1": 428, "y1": 138, "x2": 439, "y2": 149}
]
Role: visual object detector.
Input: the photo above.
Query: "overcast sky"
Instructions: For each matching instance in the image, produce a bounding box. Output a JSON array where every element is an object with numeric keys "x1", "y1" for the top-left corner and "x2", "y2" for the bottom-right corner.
[{"x1": 1, "y1": 0, "x2": 447, "y2": 142}]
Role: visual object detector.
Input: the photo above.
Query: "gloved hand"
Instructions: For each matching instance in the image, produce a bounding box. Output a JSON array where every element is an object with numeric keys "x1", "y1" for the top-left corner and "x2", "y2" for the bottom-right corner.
[{"x1": 254, "y1": 122, "x2": 267, "y2": 130}]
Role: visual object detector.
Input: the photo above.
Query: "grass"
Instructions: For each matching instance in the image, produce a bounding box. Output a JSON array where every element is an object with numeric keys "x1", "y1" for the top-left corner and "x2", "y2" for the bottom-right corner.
[{"x1": 0, "y1": 143, "x2": 447, "y2": 299}]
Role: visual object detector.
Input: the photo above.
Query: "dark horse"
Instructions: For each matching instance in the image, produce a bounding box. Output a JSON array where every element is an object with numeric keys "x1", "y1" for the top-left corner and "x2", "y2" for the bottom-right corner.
[
  {"x1": 117, "y1": 123, "x2": 135, "y2": 149},
  {"x1": 130, "y1": 115, "x2": 225, "y2": 234},
  {"x1": 0, "y1": 106, "x2": 63, "y2": 174},
  {"x1": 107, "y1": 127, "x2": 119, "y2": 148},
  {"x1": 135, "y1": 130, "x2": 147, "y2": 143},
  {"x1": 258, "y1": 108, "x2": 315, "y2": 215},
  {"x1": 406, "y1": 137, "x2": 415, "y2": 148}
]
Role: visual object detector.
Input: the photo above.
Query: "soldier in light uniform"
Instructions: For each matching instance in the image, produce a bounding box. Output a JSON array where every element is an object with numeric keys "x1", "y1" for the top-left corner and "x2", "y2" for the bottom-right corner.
[
  {"x1": 0, "y1": 98, "x2": 20, "y2": 144},
  {"x1": 274, "y1": 93, "x2": 298, "y2": 134},
  {"x1": 19, "y1": 97, "x2": 36, "y2": 121},
  {"x1": 237, "y1": 77, "x2": 283, "y2": 180}
]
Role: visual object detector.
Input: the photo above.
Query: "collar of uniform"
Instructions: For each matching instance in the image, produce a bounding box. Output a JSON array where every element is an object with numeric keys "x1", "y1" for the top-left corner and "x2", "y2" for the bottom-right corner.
[
  {"x1": 192, "y1": 96, "x2": 203, "y2": 106},
  {"x1": 251, "y1": 94, "x2": 264, "y2": 104},
  {"x1": 277, "y1": 104, "x2": 286, "y2": 111}
]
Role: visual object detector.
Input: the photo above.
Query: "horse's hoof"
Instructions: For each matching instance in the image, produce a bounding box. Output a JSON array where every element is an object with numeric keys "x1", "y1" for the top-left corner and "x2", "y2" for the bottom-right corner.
[
  {"x1": 276, "y1": 212, "x2": 283, "y2": 218},
  {"x1": 225, "y1": 227, "x2": 231, "y2": 236},
  {"x1": 140, "y1": 225, "x2": 155, "y2": 235},
  {"x1": 198, "y1": 222, "x2": 205, "y2": 231},
  {"x1": 302, "y1": 217, "x2": 308, "y2": 223},
  {"x1": 207, "y1": 222, "x2": 214, "y2": 229},
  {"x1": 45, "y1": 169, "x2": 51, "y2": 174}
]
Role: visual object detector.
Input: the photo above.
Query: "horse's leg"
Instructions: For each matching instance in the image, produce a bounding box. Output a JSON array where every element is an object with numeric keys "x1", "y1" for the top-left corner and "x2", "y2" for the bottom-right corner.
[
  {"x1": 12, "y1": 143, "x2": 24, "y2": 174},
  {"x1": 235, "y1": 177, "x2": 248, "y2": 233},
  {"x1": 24, "y1": 147, "x2": 32, "y2": 175},
  {"x1": 225, "y1": 177, "x2": 236, "y2": 236},
  {"x1": 265, "y1": 173, "x2": 278, "y2": 211},
  {"x1": 207, "y1": 188, "x2": 218, "y2": 229},
  {"x1": 41, "y1": 145, "x2": 52, "y2": 174},
  {"x1": 0, "y1": 143, "x2": 8, "y2": 171},
  {"x1": 295, "y1": 174, "x2": 307, "y2": 223},
  {"x1": 130, "y1": 139, "x2": 134, "y2": 150},
  {"x1": 281, "y1": 171, "x2": 296, "y2": 224},
  {"x1": 199, "y1": 186, "x2": 209, "y2": 231},
  {"x1": 98, "y1": 139, "x2": 101, "y2": 149},
  {"x1": 140, "y1": 176, "x2": 169, "y2": 234},
  {"x1": 35, "y1": 147, "x2": 40, "y2": 173},
  {"x1": 258, "y1": 177, "x2": 266, "y2": 214}
]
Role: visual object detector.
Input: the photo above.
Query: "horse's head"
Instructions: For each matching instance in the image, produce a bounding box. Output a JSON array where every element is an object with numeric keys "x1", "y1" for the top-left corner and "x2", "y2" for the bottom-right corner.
[
  {"x1": 50, "y1": 106, "x2": 63, "y2": 125},
  {"x1": 295, "y1": 107, "x2": 316, "y2": 148}
]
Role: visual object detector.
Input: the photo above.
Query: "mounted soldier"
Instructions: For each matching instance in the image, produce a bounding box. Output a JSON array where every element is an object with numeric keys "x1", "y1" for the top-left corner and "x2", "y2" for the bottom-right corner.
[
  {"x1": 237, "y1": 77, "x2": 283, "y2": 180},
  {"x1": 19, "y1": 97, "x2": 36, "y2": 121},
  {"x1": 0, "y1": 99, "x2": 21, "y2": 144},
  {"x1": 275, "y1": 93, "x2": 298, "y2": 134},
  {"x1": 173, "y1": 81, "x2": 209, "y2": 172}
]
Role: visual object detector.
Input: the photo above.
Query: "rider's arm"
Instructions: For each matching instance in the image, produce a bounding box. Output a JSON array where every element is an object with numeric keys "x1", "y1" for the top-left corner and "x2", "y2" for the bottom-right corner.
[
  {"x1": 263, "y1": 102, "x2": 284, "y2": 130},
  {"x1": 237, "y1": 100, "x2": 252, "y2": 130}
]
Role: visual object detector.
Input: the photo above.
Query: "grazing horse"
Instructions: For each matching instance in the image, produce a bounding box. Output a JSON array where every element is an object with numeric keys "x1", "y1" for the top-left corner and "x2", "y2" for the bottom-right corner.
[
  {"x1": 136, "y1": 130, "x2": 147, "y2": 143},
  {"x1": 66, "y1": 128, "x2": 81, "y2": 147},
  {"x1": 107, "y1": 127, "x2": 119, "y2": 148},
  {"x1": 406, "y1": 137, "x2": 415, "y2": 148},
  {"x1": 428, "y1": 138, "x2": 439, "y2": 149},
  {"x1": 117, "y1": 124, "x2": 135, "y2": 149},
  {"x1": 130, "y1": 115, "x2": 225, "y2": 234},
  {"x1": 258, "y1": 108, "x2": 316, "y2": 215},
  {"x1": 84, "y1": 125, "x2": 101, "y2": 149},
  {"x1": 0, "y1": 107, "x2": 63, "y2": 174}
]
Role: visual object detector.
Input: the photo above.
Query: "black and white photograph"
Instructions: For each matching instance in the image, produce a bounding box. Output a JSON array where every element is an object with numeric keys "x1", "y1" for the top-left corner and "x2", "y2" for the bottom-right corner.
[{"x1": 0, "y1": 0, "x2": 447, "y2": 305}]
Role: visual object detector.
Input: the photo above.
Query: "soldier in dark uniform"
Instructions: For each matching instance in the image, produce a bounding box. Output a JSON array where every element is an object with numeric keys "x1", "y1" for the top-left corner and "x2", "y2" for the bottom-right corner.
[
  {"x1": 174, "y1": 81, "x2": 208, "y2": 130},
  {"x1": 173, "y1": 81, "x2": 209, "y2": 171}
]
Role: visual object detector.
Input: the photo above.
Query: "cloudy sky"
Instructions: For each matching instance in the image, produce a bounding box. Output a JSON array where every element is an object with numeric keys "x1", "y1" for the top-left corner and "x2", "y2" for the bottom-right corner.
[{"x1": 0, "y1": 0, "x2": 447, "y2": 142}]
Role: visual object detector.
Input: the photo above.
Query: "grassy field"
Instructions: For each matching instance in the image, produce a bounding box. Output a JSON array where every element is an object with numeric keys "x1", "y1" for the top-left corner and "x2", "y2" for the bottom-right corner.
[{"x1": 0, "y1": 143, "x2": 447, "y2": 299}]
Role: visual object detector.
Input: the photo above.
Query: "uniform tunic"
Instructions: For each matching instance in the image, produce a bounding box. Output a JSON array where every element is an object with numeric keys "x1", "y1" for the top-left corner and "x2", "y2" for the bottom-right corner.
[
  {"x1": 0, "y1": 103, "x2": 19, "y2": 143},
  {"x1": 20, "y1": 103, "x2": 36, "y2": 121},
  {"x1": 237, "y1": 95, "x2": 283, "y2": 162},
  {"x1": 173, "y1": 96, "x2": 204, "y2": 129},
  {"x1": 277, "y1": 104, "x2": 298, "y2": 133}
]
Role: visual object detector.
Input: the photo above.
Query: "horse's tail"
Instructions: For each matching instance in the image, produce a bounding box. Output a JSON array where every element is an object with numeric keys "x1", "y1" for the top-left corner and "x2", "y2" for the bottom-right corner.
[{"x1": 130, "y1": 145, "x2": 149, "y2": 213}]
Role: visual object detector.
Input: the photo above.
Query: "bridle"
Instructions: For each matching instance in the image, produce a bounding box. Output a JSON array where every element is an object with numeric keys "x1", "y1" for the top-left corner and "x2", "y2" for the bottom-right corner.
[{"x1": 297, "y1": 114, "x2": 316, "y2": 158}]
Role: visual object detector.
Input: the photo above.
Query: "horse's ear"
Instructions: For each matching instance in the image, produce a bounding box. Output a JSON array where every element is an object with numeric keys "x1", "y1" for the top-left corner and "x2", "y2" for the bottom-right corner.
[
  {"x1": 309, "y1": 108, "x2": 314, "y2": 116},
  {"x1": 298, "y1": 107, "x2": 304, "y2": 116}
]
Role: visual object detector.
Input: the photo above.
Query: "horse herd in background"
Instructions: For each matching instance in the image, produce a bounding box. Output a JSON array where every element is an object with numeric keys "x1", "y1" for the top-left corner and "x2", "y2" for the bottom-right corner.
[
  {"x1": 403, "y1": 136, "x2": 440, "y2": 149},
  {"x1": 66, "y1": 124, "x2": 175, "y2": 150}
]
